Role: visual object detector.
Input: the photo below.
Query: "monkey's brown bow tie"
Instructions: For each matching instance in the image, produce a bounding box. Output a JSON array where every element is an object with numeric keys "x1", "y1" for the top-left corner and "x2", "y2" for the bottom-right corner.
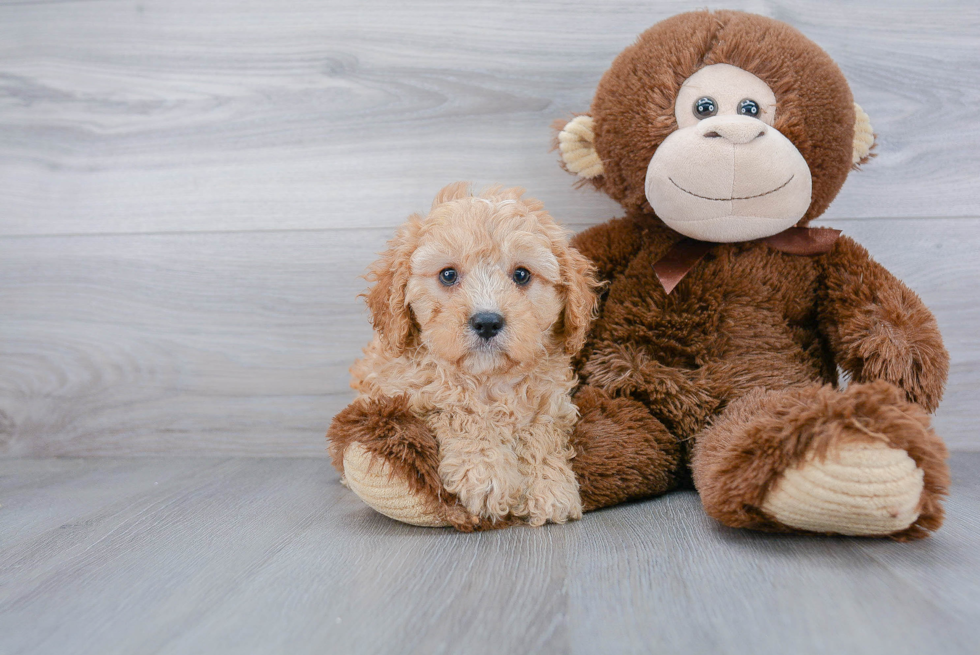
[{"x1": 653, "y1": 227, "x2": 842, "y2": 294}]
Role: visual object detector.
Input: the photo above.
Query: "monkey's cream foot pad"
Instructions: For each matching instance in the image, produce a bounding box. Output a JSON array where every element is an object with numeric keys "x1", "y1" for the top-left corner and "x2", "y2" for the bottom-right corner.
[
  {"x1": 343, "y1": 443, "x2": 450, "y2": 527},
  {"x1": 761, "y1": 441, "x2": 925, "y2": 536}
]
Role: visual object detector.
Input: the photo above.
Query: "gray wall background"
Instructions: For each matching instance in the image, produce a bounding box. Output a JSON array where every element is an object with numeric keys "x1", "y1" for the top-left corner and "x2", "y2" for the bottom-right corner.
[{"x1": 2, "y1": 0, "x2": 978, "y2": 456}]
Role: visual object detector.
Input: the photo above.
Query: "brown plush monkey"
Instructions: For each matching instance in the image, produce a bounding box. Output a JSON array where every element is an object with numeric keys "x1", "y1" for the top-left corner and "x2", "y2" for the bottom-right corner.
[{"x1": 329, "y1": 10, "x2": 950, "y2": 539}]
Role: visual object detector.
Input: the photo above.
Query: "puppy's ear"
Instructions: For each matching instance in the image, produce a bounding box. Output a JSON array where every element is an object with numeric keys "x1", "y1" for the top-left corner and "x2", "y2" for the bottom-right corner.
[
  {"x1": 556, "y1": 243, "x2": 600, "y2": 355},
  {"x1": 364, "y1": 215, "x2": 421, "y2": 355}
]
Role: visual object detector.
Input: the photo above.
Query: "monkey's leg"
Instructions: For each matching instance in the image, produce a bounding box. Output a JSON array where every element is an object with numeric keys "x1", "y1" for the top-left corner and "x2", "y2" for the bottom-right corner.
[
  {"x1": 327, "y1": 395, "x2": 513, "y2": 532},
  {"x1": 570, "y1": 386, "x2": 686, "y2": 511},
  {"x1": 691, "y1": 381, "x2": 949, "y2": 540}
]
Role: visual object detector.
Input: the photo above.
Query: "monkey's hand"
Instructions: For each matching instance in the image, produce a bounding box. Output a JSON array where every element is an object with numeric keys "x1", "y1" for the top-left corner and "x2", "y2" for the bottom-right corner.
[
  {"x1": 579, "y1": 341, "x2": 716, "y2": 434},
  {"x1": 819, "y1": 237, "x2": 949, "y2": 412}
]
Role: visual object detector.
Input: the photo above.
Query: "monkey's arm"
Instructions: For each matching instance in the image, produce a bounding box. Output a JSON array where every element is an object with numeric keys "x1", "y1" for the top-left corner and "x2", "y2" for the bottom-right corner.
[
  {"x1": 570, "y1": 385, "x2": 686, "y2": 509},
  {"x1": 817, "y1": 236, "x2": 948, "y2": 412},
  {"x1": 570, "y1": 215, "x2": 652, "y2": 284}
]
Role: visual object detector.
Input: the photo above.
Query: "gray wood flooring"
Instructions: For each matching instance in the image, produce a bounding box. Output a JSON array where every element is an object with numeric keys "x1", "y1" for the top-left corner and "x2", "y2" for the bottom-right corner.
[
  {"x1": 1, "y1": 454, "x2": 979, "y2": 655},
  {"x1": 2, "y1": 1, "x2": 979, "y2": 653}
]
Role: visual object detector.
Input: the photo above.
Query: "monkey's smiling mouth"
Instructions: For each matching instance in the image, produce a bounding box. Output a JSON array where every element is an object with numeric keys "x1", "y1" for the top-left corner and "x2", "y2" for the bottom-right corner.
[{"x1": 669, "y1": 175, "x2": 795, "y2": 202}]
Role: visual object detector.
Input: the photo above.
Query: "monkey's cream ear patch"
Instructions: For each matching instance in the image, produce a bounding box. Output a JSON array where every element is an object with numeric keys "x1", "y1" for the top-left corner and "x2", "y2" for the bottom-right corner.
[
  {"x1": 559, "y1": 115, "x2": 604, "y2": 179},
  {"x1": 852, "y1": 103, "x2": 875, "y2": 165}
]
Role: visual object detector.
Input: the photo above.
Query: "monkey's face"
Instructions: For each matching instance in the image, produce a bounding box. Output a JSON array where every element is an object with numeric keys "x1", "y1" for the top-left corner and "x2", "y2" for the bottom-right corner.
[
  {"x1": 556, "y1": 11, "x2": 874, "y2": 238},
  {"x1": 645, "y1": 64, "x2": 813, "y2": 242}
]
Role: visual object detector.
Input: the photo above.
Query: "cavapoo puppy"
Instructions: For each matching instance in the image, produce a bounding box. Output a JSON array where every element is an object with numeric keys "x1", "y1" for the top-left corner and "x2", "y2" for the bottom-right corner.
[{"x1": 330, "y1": 182, "x2": 599, "y2": 527}]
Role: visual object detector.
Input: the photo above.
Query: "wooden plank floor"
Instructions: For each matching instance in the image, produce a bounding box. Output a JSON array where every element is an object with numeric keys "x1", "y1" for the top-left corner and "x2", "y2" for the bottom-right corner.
[{"x1": 1, "y1": 454, "x2": 978, "y2": 655}]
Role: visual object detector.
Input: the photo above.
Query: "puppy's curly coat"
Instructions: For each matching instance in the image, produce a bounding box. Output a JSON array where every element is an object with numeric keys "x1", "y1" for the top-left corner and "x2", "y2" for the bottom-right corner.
[{"x1": 332, "y1": 183, "x2": 600, "y2": 526}]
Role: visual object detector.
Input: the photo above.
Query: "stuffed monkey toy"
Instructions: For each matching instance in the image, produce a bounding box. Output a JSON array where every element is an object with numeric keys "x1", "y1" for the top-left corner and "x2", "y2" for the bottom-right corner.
[{"x1": 329, "y1": 10, "x2": 950, "y2": 539}]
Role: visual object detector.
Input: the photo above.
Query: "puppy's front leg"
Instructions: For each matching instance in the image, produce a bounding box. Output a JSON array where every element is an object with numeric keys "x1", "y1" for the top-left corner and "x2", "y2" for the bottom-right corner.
[
  {"x1": 431, "y1": 410, "x2": 522, "y2": 520},
  {"x1": 517, "y1": 425, "x2": 583, "y2": 527}
]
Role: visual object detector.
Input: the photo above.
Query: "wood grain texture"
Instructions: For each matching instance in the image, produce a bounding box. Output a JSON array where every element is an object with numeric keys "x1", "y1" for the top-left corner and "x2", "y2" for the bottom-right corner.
[
  {"x1": 0, "y1": 0, "x2": 978, "y2": 456},
  {"x1": 1, "y1": 218, "x2": 977, "y2": 456},
  {"x1": 1, "y1": 454, "x2": 978, "y2": 655},
  {"x1": 0, "y1": 0, "x2": 978, "y2": 238}
]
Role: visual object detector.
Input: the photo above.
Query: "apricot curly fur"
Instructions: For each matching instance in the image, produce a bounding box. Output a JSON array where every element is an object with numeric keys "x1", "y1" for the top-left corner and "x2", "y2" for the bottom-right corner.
[
  {"x1": 327, "y1": 384, "x2": 524, "y2": 532},
  {"x1": 329, "y1": 184, "x2": 600, "y2": 529}
]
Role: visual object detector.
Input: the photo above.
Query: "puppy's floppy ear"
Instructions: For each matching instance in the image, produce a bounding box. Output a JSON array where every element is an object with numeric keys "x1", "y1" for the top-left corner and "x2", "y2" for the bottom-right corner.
[
  {"x1": 364, "y1": 215, "x2": 422, "y2": 355},
  {"x1": 852, "y1": 103, "x2": 876, "y2": 167},
  {"x1": 556, "y1": 243, "x2": 600, "y2": 355}
]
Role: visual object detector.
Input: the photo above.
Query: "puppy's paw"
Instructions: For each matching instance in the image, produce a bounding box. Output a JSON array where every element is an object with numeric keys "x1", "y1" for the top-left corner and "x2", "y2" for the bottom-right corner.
[
  {"x1": 454, "y1": 478, "x2": 522, "y2": 520},
  {"x1": 521, "y1": 478, "x2": 583, "y2": 527},
  {"x1": 439, "y1": 455, "x2": 522, "y2": 521}
]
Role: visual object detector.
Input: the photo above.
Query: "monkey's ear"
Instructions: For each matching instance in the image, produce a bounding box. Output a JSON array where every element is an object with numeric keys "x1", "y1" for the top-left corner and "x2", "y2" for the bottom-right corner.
[
  {"x1": 557, "y1": 115, "x2": 605, "y2": 179},
  {"x1": 852, "y1": 103, "x2": 876, "y2": 167}
]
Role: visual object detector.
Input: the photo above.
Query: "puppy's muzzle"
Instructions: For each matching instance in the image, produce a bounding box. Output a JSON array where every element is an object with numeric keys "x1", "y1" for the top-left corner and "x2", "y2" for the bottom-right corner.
[{"x1": 469, "y1": 312, "x2": 505, "y2": 341}]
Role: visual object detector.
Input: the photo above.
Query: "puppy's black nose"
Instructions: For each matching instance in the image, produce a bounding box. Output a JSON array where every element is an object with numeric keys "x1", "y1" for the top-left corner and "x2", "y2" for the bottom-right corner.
[{"x1": 469, "y1": 312, "x2": 505, "y2": 340}]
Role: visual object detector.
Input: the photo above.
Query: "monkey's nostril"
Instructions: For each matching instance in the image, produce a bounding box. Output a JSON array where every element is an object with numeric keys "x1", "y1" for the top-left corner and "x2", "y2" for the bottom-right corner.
[
  {"x1": 469, "y1": 312, "x2": 505, "y2": 340},
  {"x1": 703, "y1": 126, "x2": 767, "y2": 143}
]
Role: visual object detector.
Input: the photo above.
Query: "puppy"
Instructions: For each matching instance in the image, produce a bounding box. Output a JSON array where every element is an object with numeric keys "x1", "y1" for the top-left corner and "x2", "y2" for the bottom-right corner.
[{"x1": 348, "y1": 182, "x2": 599, "y2": 526}]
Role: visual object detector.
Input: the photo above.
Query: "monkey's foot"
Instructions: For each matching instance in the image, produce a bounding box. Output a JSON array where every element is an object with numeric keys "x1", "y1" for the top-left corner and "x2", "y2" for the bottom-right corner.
[
  {"x1": 343, "y1": 443, "x2": 449, "y2": 527},
  {"x1": 761, "y1": 440, "x2": 924, "y2": 536},
  {"x1": 694, "y1": 381, "x2": 948, "y2": 540}
]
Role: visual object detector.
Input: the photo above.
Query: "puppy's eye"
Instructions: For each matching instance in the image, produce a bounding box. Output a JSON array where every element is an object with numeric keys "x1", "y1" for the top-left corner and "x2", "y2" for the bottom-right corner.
[
  {"x1": 739, "y1": 98, "x2": 761, "y2": 118},
  {"x1": 693, "y1": 96, "x2": 717, "y2": 119},
  {"x1": 512, "y1": 267, "x2": 531, "y2": 286},
  {"x1": 438, "y1": 268, "x2": 458, "y2": 286}
]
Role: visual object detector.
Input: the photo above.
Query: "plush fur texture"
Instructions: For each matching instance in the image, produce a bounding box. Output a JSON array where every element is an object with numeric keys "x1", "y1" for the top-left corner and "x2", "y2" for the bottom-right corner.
[
  {"x1": 691, "y1": 381, "x2": 948, "y2": 540},
  {"x1": 569, "y1": 386, "x2": 687, "y2": 511},
  {"x1": 329, "y1": 10, "x2": 950, "y2": 539},
  {"x1": 579, "y1": 10, "x2": 857, "y2": 224},
  {"x1": 568, "y1": 211, "x2": 949, "y2": 538},
  {"x1": 554, "y1": 10, "x2": 950, "y2": 539},
  {"x1": 328, "y1": 184, "x2": 600, "y2": 527}
]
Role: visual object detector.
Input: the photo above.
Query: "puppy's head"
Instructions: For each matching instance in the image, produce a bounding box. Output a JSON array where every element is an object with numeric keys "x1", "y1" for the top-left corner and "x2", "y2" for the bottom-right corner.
[{"x1": 366, "y1": 182, "x2": 599, "y2": 375}]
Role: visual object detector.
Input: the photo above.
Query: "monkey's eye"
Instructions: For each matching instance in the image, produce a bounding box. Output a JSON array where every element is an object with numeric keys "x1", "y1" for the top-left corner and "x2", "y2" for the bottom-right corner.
[
  {"x1": 739, "y1": 99, "x2": 761, "y2": 118},
  {"x1": 693, "y1": 96, "x2": 717, "y2": 119},
  {"x1": 512, "y1": 267, "x2": 531, "y2": 286},
  {"x1": 439, "y1": 268, "x2": 458, "y2": 286}
]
